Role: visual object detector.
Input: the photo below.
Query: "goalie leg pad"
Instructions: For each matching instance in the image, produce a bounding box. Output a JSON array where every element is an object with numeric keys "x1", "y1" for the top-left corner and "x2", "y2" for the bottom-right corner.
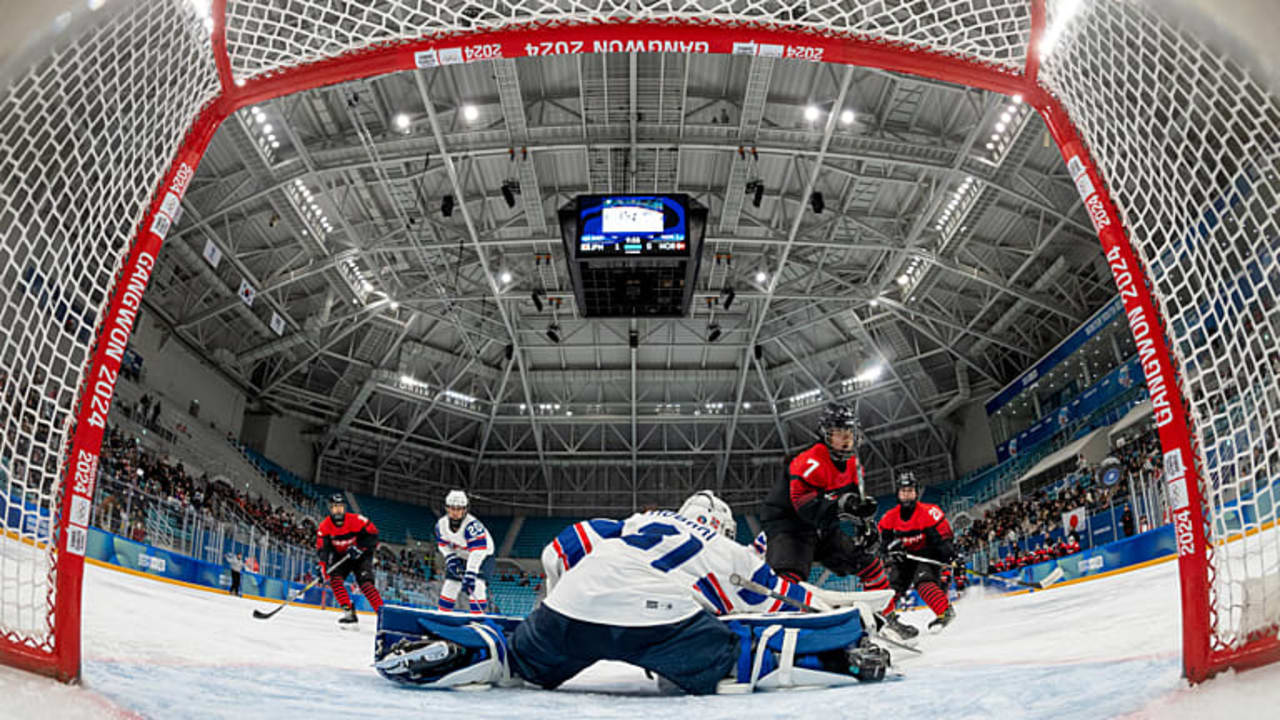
[
  {"x1": 375, "y1": 607, "x2": 521, "y2": 689},
  {"x1": 721, "y1": 606, "x2": 886, "y2": 690}
]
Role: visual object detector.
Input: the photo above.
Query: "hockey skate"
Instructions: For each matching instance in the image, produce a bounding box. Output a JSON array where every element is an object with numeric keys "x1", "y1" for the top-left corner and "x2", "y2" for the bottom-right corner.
[
  {"x1": 845, "y1": 637, "x2": 891, "y2": 682},
  {"x1": 928, "y1": 606, "x2": 956, "y2": 633},
  {"x1": 338, "y1": 605, "x2": 359, "y2": 629},
  {"x1": 878, "y1": 612, "x2": 920, "y2": 643}
]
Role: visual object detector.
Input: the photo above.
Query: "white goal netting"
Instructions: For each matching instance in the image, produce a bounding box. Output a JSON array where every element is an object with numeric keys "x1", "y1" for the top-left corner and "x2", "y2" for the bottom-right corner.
[
  {"x1": 0, "y1": 0, "x2": 1277, "y2": 680},
  {"x1": 0, "y1": 0, "x2": 219, "y2": 671},
  {"x1": 1040, "y1": 0, "x2": 1280, "y2": 659}
]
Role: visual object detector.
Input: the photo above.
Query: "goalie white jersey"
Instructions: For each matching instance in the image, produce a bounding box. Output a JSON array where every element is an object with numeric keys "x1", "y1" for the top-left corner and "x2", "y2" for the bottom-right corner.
[{"x1": 541, "y1": 510, "x2": 811, "y2": 627}]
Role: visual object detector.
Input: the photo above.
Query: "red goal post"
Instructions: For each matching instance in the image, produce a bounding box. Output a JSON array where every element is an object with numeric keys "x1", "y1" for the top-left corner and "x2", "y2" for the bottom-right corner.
[{"x1": 1, "y1": 0, "x2": 1276, "y2": 684}]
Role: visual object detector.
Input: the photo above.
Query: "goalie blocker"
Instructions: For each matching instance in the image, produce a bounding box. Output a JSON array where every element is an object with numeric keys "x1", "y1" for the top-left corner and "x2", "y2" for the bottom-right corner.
[{"x1": 373, "y1": 605, "x2": 890, "y2": 693}]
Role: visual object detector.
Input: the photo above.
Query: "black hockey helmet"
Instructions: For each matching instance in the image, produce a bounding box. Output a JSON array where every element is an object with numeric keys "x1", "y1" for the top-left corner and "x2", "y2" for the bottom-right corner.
[
  {"x1": 328, "y1": 492, "x2": 347, "y2": 521},
  {"x1": 818, "y1": 401, "x2": 861, "y2": 461},
  {"x1": 896, "y1": 472, "x2": 919, "y2": 509}
]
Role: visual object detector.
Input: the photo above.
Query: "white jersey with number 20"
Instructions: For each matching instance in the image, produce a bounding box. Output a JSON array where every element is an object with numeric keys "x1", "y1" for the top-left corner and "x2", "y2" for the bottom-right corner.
[{"x1": 542, "y1": 510, "x2": 810, "y2": 627}]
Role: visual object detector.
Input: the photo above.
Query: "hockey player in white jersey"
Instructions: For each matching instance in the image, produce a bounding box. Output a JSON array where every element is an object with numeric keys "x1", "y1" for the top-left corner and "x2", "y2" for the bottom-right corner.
[
  {"x1": 377, "y1": 491, "x2": 893, "y2": 693},
  {"x1": 434, "y1": 490, "x2": 495, "y2": 613}
]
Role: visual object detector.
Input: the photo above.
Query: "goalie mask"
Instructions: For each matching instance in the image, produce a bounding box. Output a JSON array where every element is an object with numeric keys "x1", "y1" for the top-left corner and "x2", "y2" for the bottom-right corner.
[
  {"x1": 678, "y1": 490, "x2": 735, "y2": 540},
  {"x1": 818, "y1": 401, "x2": 862, "y2": 462}
]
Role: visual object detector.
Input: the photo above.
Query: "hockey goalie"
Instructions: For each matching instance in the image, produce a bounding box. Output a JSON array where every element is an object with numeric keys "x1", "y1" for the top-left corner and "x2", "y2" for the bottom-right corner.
[{"x1": 373, "y1": 491, "x2": 896, "y2": 694}]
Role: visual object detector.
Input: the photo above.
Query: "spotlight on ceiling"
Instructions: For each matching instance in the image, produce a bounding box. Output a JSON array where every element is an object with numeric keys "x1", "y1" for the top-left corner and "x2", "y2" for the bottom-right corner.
[
  {"x1": 394, "y1": 113, "x2": 411, "y2": 130},
  {"x1": 809, "y1": 191, "x2": 825, "y2": 214},
  {"x1": 441, "y1": 194, "x2": 454, "y2": 217},
  {"x1": 462, "y1": 104, "x2": 479, "y2": 121},
  {"x1": 755, "y1": 270, "x2": 767, "y2": 284},
  {"x1": 840, "y1": 109, "x2": 855, "y2": 125},
  {"x1": 707, "y1": 323, "x2": 722, "y2": 343},
  {"x1": 546, "y1": 323, "x2": 561, "y2": 344},
  {"x1": 500, "y1": 180, "x2": 520, "y2": 208},
  {"x1": 804, "y1": 106, "x2": 820, "y2": 122},
  {"x1": 720, "y1": 286, "x2": 736, "y2": 312},
  {"x1": 499, "y1": 270, "x2": 513, "y2": 284}
]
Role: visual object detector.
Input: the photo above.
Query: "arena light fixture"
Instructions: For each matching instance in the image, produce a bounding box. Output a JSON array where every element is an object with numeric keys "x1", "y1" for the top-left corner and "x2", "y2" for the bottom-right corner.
[
  {"x1": 804, "y1": 105, "x2": 820, "y2": 122},
  {"x1": 840, "y1": 109, "x2": 855, "y2": 125},
  {"x1": 394, "y1": 113, "x2": 410, "y2": 130},
  {"x1": 462, "y1": 104, "x2": 479, "y2": 121},
  {"x1": 754, "y1": 270, "x2": 767, "y2": 284},
  {"x1": 856, "y1": 364, "x2": 884, "y2": 383},
  {"x1": 499, "y1": 270, "x2": 513, "y2": 284}
]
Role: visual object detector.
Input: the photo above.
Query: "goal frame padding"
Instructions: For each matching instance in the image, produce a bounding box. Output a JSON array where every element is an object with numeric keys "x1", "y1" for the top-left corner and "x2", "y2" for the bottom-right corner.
[{"x1": 10, "y1": 0, "x2": 1274, "y2": 683}]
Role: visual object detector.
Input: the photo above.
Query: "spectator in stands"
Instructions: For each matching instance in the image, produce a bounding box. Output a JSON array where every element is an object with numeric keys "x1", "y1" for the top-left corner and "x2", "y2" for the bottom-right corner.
[{"x1": 1121, "y1": 505, "x2": 1135, "y2": 538}]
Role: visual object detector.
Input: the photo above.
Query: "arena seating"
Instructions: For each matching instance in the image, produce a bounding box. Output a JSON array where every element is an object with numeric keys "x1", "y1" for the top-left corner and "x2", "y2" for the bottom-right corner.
[
  {"x1": 509, "y1": 516, "x2": 568, "y2": 558},
  {"x1": 353, "y1": 494, "x2": 439, "y2": 545},
  {"x1": 487, "y1": 577, "x2": 542, "y2": 617}
]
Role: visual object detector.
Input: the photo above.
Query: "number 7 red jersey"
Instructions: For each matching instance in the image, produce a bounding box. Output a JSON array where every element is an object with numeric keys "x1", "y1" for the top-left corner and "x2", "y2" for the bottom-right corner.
[{"x1": 761, "y1": 442, "x2": 863, "y2": 532}]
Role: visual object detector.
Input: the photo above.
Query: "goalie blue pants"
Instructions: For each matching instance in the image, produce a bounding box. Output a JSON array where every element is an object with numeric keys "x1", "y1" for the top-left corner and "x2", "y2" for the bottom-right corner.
[{"x1": 509, "y1": 605, "x2": 739, "y2": 695}]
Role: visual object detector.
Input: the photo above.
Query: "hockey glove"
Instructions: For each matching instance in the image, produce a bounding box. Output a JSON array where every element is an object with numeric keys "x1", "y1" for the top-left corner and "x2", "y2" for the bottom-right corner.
[
  {"x1": 837, "y1": 493, "x2": 878, "y2": 519},
  {"x1": 883, "y1": 539, "x2": 906, "y2": 564},
  {"x1": 461, "y1": 570, "x2": 477, "y2": 596},
  {"x1": 444, "y1": 555, "x2": 465, "y2": 581},
  {"x1": 346, "y1": 546, "x2": 364, "y2": 562}
]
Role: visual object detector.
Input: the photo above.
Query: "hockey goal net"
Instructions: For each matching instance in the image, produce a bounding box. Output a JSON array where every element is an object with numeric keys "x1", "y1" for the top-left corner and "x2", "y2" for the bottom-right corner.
[{"x1": 0, "y1": 0, "x2": 1276, "y2": 683}]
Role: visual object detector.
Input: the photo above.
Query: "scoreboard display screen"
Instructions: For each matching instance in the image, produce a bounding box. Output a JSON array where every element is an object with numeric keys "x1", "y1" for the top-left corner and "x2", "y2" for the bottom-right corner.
[{"x1": 576, "y1": 195, "x2": 689, "y2": 257}]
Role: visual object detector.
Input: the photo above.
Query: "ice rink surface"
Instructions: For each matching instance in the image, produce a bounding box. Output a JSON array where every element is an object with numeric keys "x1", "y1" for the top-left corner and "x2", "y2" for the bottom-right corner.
[{"x1": 1, "y1": 551, "x2": 1279, "y2": 719}]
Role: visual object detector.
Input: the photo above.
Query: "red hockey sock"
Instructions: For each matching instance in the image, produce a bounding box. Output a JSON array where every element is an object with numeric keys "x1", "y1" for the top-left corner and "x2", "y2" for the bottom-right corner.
[
  {"x1": 857, "y1": 557, "x2": 890, "y2": 591},
  {"x1": 360, "y1": 581, "x2": 383, "y2": 612},
  {"x1": 328, "y1": 575, "x2": 351, "y2": 607},
  {"x1": 918, "y1": 581, "x2": 950, "y2": 616}
]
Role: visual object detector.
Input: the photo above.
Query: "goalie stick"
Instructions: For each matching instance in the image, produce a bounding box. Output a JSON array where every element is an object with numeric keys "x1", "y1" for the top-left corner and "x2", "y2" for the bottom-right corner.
[
  {"x1": 252, "y1": 555, "x2": 351, "y2": 620},
  {"x1": 728, "y1": 573, "x2": 922, "y2": 655},
  {"x1": 904, "y1": 553, "x2": 1064, "y2": 591}
]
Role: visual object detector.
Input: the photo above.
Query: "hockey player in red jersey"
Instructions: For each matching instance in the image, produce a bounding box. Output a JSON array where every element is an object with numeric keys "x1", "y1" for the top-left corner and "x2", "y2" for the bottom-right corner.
[
  {"x1": 316, "y1": 493, "x2": 383, "y2": 626},
  {"x1": 760, "y1": 402, "x2": 912, "y2": 642},
  {"x1": 1064, "y1": 534, "x2": 1081, "y2": 556},
  {"x1": 879, "y1": 472, "x2": 957, "y2": 632}
]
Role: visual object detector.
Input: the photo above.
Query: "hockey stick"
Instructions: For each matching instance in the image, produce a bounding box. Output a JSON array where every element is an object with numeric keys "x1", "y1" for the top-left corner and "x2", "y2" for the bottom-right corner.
[
  {"x1": 728, "y1": 573, "x2": 922, "y2": 655},
  {"x1": 252, "y1": 555, "x2": 351, "y2": 620},
  {"x1": 904, "y1": 553, "x2": 1064, "y2": 591}
]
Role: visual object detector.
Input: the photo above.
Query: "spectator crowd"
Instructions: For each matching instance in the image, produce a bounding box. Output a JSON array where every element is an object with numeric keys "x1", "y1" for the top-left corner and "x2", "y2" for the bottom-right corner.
[
  {"x1": 955, "y1": 427, "x2": 1164, "y2": 570},
  {"x1": 92, "y1": 424, "x2": 438, "y2": 601}
]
